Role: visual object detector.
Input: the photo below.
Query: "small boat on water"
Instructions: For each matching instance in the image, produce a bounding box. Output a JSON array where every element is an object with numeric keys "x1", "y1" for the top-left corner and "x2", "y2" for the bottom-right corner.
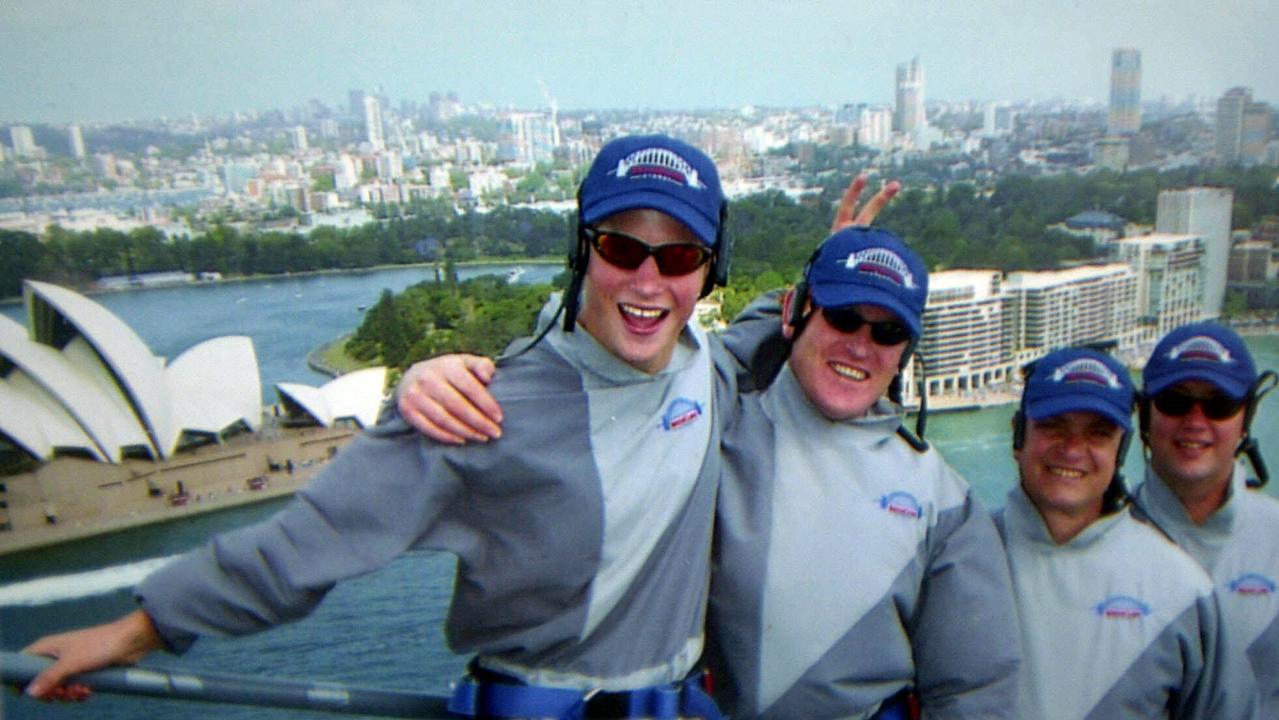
[{"x1": 506, "y1": 267, "x2": 525, "y2": 283}]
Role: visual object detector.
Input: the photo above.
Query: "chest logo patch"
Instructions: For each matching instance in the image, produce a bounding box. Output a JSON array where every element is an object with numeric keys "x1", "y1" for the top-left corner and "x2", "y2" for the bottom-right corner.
[
  {"x1": 661, "y1": 398, "x2": 703, "y2": 431},
  {"x1": 1228, "y1": 573, "x2": 1276, "y2": 596},
  {"x1": 878, "y1": 491, "x2": 922, "y2": 519},
  {"x1": 1093, "y1": 595, "x2": 1150, "y2": 619}
]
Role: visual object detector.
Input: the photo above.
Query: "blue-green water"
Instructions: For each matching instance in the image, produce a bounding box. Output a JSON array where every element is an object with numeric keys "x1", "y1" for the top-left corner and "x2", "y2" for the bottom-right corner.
[{"x1": 1, "y1": 268, "x2": 1276, "y2": 719}]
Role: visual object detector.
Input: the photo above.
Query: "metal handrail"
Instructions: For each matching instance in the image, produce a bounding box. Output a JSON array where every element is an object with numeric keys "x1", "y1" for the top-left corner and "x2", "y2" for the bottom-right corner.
[{"x1": 1, "y1": 650, "x2": 454, "y2": 718}]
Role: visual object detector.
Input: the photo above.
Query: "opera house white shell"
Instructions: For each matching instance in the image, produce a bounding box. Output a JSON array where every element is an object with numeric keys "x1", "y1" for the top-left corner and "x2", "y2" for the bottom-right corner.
[{"x1": 1, "y1": 280, "x2": 386, "y2": 465}]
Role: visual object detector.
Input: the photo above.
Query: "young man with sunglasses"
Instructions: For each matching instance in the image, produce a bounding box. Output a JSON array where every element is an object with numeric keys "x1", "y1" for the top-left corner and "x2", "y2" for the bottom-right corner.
[
  {"x1": 23, "y1": 135, "x2": 740, "y2": 719},
  {"x1": 402, "y1": 227, "x2": 1022, "y2": 719},
  {"x1": 998, "y1": 347, "x2": 1256, "y2": 719},
  {"x1": 707, "y1": 226, "x2": 1020, "y2": 719},
  {"x1": 1133, "y1": 322, "x2": 1279, "y2": 715}
]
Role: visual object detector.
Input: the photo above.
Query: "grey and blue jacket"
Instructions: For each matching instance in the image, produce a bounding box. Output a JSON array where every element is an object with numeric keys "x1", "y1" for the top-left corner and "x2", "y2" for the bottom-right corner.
[
  {"x1": 708, "y1": 364, "x2": 1021, "y2": 719},
  {"x1": 997, "y1": 485, "x2": 1258, "y2": 719},
  {"x1": 1136, "y1": 463, "x2": 1279, "y2": 716},
  {"x1": 136, "y1": 312, "x2": 741, "y2": 692}
]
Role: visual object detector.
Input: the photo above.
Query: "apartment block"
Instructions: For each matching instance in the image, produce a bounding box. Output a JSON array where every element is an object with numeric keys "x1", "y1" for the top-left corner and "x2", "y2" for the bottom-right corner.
[
  {"x1": 1155, "y1": 187, "x2": 1232, "y2": 318},
  {"x1": 1115, "y1": 233, "x2": 1205, "y2": 345},
  {"x1": 915, "y1": 270, "x2": 1012, "y2": 399},
  {"x1": 1003, "y1": 264, "x2": 1139, "y2": 364}
]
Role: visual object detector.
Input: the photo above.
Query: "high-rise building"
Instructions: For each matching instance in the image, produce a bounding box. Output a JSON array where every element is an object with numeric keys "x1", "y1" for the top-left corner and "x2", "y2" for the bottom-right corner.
[
  {"x1": 982, "y1": 102, "x2": 1015, "y2": 138},
  {"x1": 68, "y1": 124, "x2": 86, "y2": 159},
  {"x1": 1216, "y1": 87, "x2": 1249, "y2": 163},
  {"x1": 916, "y1": 270, "x2": 1012, "y2": 402},
  {"x1": 1107, "y1": 48, "x2": 1142, "y2": 136},
  {"x1": 1155, "y1": 187, "x2": 1233, "y2": 318},
  {"x1": 363, "y1": 95, "x2": 385, "y2": 151},
  {"x1": 9, "y1": 125, "x2": 37, "y2": 158},
  {"x1": 1215, "y1": 87, "x2": 1272, "y2": 165},
  {"x1": 912, "y1": 264, "x2": 1139, "y2": 404},
  {"x1": 1004, "y1": 264, "x2": 1140, "y2": 360},
  {"x1": 348, "y1": 90, "x2": 366, "y2": 119},
  {"x1": 290, "y1": 126, "x2": 308, "y2": 152},
  {"x1": 894, "y1": 57, "x2": 925, "y2": 134},
  {"x1": 1115, "y1": 233, "x2": 1206, "y2": 343}
]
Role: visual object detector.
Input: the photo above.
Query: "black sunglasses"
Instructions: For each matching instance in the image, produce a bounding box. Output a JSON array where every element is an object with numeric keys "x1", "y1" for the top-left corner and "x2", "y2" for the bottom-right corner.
[
  {"x1": 1151, "y1": 388, "x2": 1246, "y2": 420},
  {"x1": 583, "y1": 227, "x2": 712, "y2": 276},
  {"x1": 821, "y1": 306, "x2": 912, "y2": 346}
]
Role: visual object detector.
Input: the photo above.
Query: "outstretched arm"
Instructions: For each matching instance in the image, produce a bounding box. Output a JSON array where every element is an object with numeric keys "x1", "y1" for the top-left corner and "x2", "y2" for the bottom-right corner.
[
  {"x1": 23, "y1": 609, "x2": 164, "y2": 701},
  {"x1": 397, "y1": 354, "x2": 502, "y2": 444}
]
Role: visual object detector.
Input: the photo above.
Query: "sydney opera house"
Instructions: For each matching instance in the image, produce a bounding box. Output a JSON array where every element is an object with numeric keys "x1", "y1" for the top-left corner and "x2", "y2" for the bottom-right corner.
[{"x1": 0, "y1": 280, "x2": 388, "y2": 553}]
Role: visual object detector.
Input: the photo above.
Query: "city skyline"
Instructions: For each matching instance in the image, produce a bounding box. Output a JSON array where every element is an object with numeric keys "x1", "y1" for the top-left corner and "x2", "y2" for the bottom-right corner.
[{"x1": 3, "y1": 0, "x2": 1278, "y2": 124}]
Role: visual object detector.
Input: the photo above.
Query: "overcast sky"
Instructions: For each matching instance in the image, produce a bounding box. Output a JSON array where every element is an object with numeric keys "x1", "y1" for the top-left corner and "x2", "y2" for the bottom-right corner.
[{"x1": 2, "y1": 0, "x2": 1276, "y2": 124}]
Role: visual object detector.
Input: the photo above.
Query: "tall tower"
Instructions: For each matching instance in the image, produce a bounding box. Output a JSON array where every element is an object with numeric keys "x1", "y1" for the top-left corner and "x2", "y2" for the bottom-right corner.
[
  {"x1": 1156, "y1": 187, "x2": 1233, "y2": 319},
  {"x1": 363, "y1": 95, "x2": 385, "y2": 151},
  {"x1": 1216, "y1": 87, "x2": 1249, "y2": 164},
  {"x1": 894, "y1": 57, "x2": 925, "y2": 134},
  {"x1": 68, "y1": 124, "x2": 86, "y2": 159},
  {"x1": 9, "y1": 125, "x2": 37, "y2": 158},
  {"x1": 1107, "y1": 48, "x2": 1141, "y2": 136},
  {"x1": 1216, "y1": 87, "x2": 1272, "y2": 166}
]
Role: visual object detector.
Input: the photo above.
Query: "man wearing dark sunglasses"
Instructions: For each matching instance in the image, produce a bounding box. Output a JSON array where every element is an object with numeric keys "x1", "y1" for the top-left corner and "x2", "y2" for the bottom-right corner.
[
  {"x1": 402, "y1": 225, "x2": 1022, "y2": 719},
  {"x1": 702, "y1": 226, "x2": 1020, "y2": 719},
  {"x1": 997, "y1": 347, "x2": 1256, "y2": 718},
  {"x1": 1134, "y1": 322, "x2": 1279, "y2": 716}
]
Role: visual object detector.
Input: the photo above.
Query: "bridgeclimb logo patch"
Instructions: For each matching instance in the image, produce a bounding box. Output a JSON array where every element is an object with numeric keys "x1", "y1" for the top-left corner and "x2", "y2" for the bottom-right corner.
[
  {"x1": 1228, "y1": 573, "x2": 1276, "y2": 596},
  {"x1": 843, "y1": 248, "x2": 919, "y2": 290},
  {"x1": 613, "y1": 147, "x2": 706, "y2": 190},
  {"x1": 1093, "y1": 595, "x2": 1150, "y2": 619},
  {"x1": 878, "y1": 491, "x2": 922, "y2": 519},
  {"x1": 1050, "y1": 358, "x2": 1122, "y2": 389},
  {"x1": 660, "y1": 398, "x2": 703, "y2": 431},
  {"x1": 1168, "y1": 336, "x2": 1234, "y2": 365}
]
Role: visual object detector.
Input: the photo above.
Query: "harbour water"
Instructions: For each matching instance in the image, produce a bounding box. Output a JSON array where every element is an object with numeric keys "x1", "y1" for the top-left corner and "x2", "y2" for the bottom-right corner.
[{"x1": 1, "y1": 267, "x2": 1276, "y2": 719}]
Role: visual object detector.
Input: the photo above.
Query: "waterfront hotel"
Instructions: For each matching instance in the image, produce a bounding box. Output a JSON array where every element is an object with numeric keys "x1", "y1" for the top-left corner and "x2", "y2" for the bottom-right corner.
[{"x1": 901, "y1": 234, "x2": 1204, "y2": 406}]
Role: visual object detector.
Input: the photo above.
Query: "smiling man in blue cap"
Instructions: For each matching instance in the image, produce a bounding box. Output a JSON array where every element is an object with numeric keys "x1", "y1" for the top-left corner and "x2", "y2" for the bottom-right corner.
[
  {"x1": 998, "y1": 346, "x2": 1258, "y2": 719},
  {"x1": 707, "y1": 226, "x2": 1021, "y2": 719},
  {"x1": 1135, "y1": 321, "x2": 1278, "y2": 715},
  {"x1": 25, "y1": 134, "x2": 738, "y2": 719}
]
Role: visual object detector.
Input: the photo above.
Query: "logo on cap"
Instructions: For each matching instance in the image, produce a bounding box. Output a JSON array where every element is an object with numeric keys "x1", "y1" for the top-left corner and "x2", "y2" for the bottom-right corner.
[
  {"x1": 843, "y1": 248, "x2": 918, "y2": 289},
  {"x1": 1051, "y1": 358, "x2": 1123, "y2": 389},
  {"x1": 1168, "y1": 336, "x2": 1234, "y2": 365},
  {"x1": 613, "y1": 148, "x2": 705, "y2": 190}
]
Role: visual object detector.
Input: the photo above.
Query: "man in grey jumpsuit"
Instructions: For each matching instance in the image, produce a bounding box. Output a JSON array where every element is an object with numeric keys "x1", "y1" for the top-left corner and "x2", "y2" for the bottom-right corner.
[
  {"x1": 23, "y1": 134, "x2": 737, "y2": 719},
  {"x1": 405, "y1": 227, "x2": 1023, "y2": 719},
  {"x1": 1133, "y1": 322, "x2": 1278, "y2": 715},
  {"x1": 997, "y1": 346, "x2": 1257, "y2": 719},
  {"x1": 708, "y1": 227, "x2": 1020, "y2": 719}
]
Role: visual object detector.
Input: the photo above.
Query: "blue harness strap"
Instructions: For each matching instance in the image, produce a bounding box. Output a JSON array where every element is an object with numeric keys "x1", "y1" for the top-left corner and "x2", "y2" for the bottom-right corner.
[{"x1": 447, "y1": 674, "x2": 721, "y2": 719}]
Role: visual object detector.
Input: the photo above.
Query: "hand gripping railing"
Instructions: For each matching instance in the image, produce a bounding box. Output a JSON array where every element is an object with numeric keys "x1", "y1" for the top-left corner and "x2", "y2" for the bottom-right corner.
[{"x1": 1, "y1": 650, "x2": 453, "y2": 718}]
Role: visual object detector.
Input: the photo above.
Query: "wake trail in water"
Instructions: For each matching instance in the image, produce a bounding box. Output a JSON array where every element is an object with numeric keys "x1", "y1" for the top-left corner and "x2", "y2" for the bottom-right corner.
[{"x1": 0, "y1": 555, "x2": 178, "y2": 607}]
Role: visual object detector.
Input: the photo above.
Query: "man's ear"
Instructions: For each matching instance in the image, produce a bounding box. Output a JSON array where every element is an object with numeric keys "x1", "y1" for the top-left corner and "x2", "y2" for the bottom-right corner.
[{"x1": 781, "y1": 287, "x2": 798, "y2": 340}]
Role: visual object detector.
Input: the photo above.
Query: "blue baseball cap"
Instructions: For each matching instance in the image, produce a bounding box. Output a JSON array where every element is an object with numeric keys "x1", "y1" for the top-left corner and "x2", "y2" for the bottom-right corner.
[
  {"x1": 804, "y1": 226, "x2": 929, "y2": 339},
  {"x1": 1023, "y1": 348, "x2": 1135, "y2": 431},
  {"x1": 1143, "y1": 322, "x2": 1257, "y2": 401},
  {"x1": 579, "y1": 134, "x2": 725, "y2": 248}
]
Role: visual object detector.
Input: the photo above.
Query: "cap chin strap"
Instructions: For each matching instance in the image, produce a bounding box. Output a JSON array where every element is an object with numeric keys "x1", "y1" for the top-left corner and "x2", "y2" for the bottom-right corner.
[{"x1": 1241, "y1": 370, "x2": 1277, "y2": 488}]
